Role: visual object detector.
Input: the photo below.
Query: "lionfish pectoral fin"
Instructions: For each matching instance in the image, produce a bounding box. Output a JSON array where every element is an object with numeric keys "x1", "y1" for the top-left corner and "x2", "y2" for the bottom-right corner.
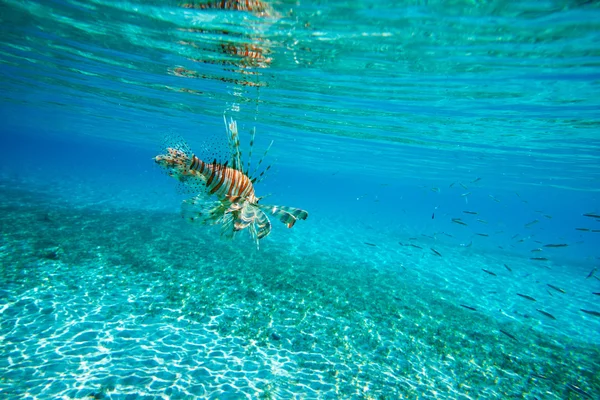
[
  {"x1": 258, "y1": 204, "x2": 308, "y2": 228},
  {"x1": 232, "y1": 204, "x2": 272, "y2": 244},
  {"x1": 219, "y1": 213, "x2": 237, "y2": 240},
  {"x1": 255, "y1": 208, "x2": 272, "y2": 240},
  {"x1": 181, "y1": 195, "x2": 227, "y2": 225},
  {"x1": 234, "y1": 203, "x2": 258, "y2": 231}
]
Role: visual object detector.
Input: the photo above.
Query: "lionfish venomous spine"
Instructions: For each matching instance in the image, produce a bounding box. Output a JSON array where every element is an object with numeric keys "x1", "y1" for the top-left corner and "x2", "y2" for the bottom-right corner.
[{"x1": 154, "y1": 117, "x2": 308, "y2": 246}]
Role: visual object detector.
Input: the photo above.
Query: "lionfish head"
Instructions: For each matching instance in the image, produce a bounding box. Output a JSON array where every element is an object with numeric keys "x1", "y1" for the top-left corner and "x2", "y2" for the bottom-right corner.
[{"x1": 154, "y1": 147, "x2": 190, "y2": 169}]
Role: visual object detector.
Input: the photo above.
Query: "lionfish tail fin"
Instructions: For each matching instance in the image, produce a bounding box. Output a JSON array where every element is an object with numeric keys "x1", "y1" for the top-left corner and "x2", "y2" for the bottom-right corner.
[{"x1": 258, "y1": 204, "x2": 308, "y2": 228}]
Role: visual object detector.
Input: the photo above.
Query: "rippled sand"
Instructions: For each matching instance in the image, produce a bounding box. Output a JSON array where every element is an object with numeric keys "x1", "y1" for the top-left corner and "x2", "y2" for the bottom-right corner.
[{"x1": 0, "y1": 183, "x2": 598, "y2": 399}]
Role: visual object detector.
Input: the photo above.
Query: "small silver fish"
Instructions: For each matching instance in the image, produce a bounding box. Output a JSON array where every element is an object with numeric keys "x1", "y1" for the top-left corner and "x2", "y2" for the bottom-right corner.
[
  {"x1": 517, "y1": 293, "x2": 536, "y2": 302},
  {"x1": 536, "y1": 309, "x2": 556, "y2": 320},
  {"x1": 566, "y1": 383, "x2": 593, "y2": 399},
  {"x1": 525, "y1": 219, "x2": 539, "y2": 227},
  {"x1": 452, "y1": 218, "x2": 468, "y2": 226},
  {"x1": 499, "y1": 329, "x2": 518, "y2": 341},
  {"x1": 580, "y1": 309, "x2": 600, "y2": 317},
  {"x1": 583, "y1": 212, "x2": 600, "y2": 219},
  {"x1": 547, "y1": 284, "x2": 565, "y2": 294},
  {"x1": 586, "y1": 268, "x2": 596, "y2": 279}
]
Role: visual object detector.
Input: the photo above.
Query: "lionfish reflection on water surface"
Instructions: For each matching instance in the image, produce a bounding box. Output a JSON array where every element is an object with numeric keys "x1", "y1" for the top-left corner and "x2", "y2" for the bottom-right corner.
[
  {"x1": 180, "y1": 0, "x2": 278, "y2": 18},
  {"x1": 155, "y1": 118, "x2": 308, "y2": 247}
]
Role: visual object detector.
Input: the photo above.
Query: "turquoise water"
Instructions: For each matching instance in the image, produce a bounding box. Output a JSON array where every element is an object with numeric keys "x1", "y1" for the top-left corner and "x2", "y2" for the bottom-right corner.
[{"x1": 1, "y1": 0, "x2": 600, "y2": 398}]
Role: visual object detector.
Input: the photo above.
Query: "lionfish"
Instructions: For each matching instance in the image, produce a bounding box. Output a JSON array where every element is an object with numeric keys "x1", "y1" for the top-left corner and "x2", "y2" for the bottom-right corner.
[{"x1": 154, "y1": 117, "x2": 308, "y2": 247}]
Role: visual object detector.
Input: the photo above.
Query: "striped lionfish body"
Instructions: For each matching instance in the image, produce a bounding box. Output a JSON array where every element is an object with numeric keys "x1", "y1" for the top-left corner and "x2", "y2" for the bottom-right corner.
[{"x1": 154, "y1": 117, "x2": 308, "y2": 246}]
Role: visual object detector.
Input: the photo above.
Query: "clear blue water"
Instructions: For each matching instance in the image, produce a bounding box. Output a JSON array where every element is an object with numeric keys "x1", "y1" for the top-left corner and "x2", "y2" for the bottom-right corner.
[{"x1": 1, "y1": 0, "x2": 599, "y2": 398}]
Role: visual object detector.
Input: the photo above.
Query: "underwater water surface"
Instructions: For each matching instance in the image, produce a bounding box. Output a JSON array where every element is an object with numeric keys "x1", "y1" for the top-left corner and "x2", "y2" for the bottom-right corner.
[{"x1": 1, "y1": 0, "x2": 599, "y2": 398}]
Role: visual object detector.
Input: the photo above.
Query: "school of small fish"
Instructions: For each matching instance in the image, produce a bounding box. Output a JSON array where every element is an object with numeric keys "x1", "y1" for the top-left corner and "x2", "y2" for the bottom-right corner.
[{"x1": 363, "y1": 176, "x2": 599, "y2": 358}]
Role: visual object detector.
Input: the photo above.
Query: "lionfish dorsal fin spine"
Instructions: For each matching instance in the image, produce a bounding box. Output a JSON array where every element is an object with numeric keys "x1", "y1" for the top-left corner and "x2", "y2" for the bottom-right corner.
[
  {"x1": 249, "y1": 139, "x2": 273, "y2": 180},
  {"x1": 245, "y1": 127, "x2": 256, "y2": 176},
  {"x1": 223, "y1": 115, "x2": 243, "y2": 171},
  {"x1": 253, "y1": 164, "x2": 271, "y2": 185}
]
